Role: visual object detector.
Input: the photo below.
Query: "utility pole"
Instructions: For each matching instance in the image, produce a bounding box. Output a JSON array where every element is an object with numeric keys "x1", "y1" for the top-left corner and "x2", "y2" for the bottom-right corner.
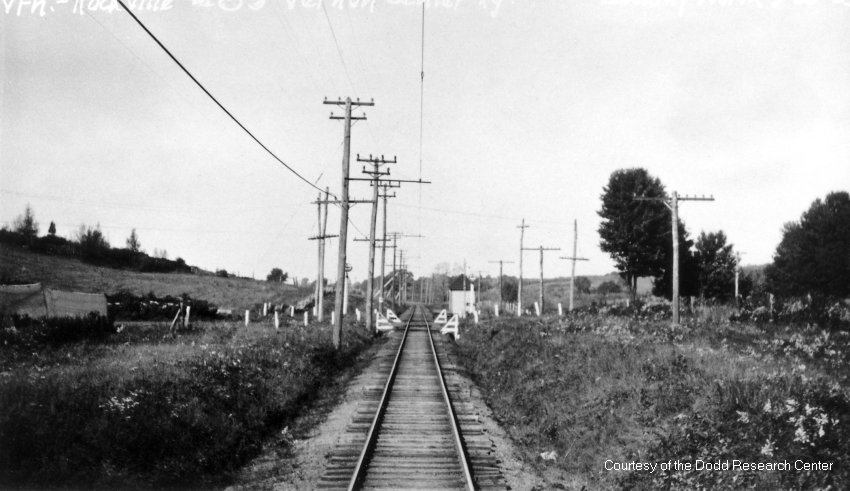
[
  {"x1": 636, "y1": 191, "x2": 714, "y2": 325},
  {"x1": 324, "y1": 96, "x2": 374, "y2": 349},
  {"x1": 378, "y1": 183, "x2": 398, "y2": 313},
  {"x1": 308, "y1": 187, "x2": 336, "y2": 322},
  {"x1": 356, "y1": 154, "x2": 396, "y2": 332},
  {"x1": 488, "y1": 259, "x2": 515, "y2": 310},
  {"x1": 521, "y1": 245, "x2": 561, "y2": 314},
  {"x1": 517, "y1": 219, "x2": 529, "y2": 316},
  {"x1": 559, "y1": 219, "x2": 588, "y2": 312},
  {"x1": 734, "y1": 251, "x2": 745, "y2": 306}
]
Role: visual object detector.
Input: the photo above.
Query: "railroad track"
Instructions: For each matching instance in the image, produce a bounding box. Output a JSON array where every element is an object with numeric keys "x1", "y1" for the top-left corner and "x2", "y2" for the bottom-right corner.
[{"x1": 319, "y1": 305, "x2": 505, "y2": 490}]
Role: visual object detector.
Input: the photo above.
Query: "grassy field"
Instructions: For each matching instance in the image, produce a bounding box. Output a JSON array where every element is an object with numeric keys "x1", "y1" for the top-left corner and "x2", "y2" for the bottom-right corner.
[
  {"x1": 455, "y1": 310, "x2": 850, "y2": 489},
  {"x1": 0, "y1": 245, "x2": 308, "y2": 310},
  {"x1": 0, "y1": 317, "x2": 378, "y2": 489}
]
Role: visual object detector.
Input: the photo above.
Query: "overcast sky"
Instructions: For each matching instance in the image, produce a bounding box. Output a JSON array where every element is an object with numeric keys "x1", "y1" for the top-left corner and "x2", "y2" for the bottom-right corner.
[{"x1": 2, "y1": 0, "x2": 849, "y2": 283}]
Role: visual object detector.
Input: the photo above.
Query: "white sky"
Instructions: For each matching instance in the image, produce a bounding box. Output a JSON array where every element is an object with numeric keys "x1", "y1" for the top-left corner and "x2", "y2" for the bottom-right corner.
[{"x1": 2, "y1": 0, "x2": 849, "y2": 283}]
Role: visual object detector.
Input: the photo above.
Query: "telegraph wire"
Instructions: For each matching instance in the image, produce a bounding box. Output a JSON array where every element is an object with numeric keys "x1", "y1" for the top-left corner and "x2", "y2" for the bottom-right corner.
[{"x1": 113, "y1": 0, "x2": 332, "y2": 197}]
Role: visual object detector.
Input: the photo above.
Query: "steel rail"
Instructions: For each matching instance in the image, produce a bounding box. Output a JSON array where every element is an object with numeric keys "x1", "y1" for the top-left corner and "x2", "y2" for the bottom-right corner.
[
  {"x1": 345, "y1": 307, "x2": 413, "y2": 490},
  {"x1": 423, "y1": 307, "x2": 477, "y2": 491}
]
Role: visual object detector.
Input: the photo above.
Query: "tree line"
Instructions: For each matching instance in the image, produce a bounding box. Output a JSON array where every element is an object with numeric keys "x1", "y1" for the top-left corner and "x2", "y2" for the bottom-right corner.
[
  {"x1": 598, "y1": 168, "x2": 849, "y2": 303},
  {"x1": 1, "y1": 205, "x2": 191, "y2": 274}
]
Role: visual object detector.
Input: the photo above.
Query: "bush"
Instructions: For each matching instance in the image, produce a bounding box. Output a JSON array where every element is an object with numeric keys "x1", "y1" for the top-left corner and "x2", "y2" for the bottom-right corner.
[
  {"x1": 106, "y1": 290, "x2": 219, "y2": 322},
  {"x1": 2, "y1": 313, "x2": 114, "y2": 347}
]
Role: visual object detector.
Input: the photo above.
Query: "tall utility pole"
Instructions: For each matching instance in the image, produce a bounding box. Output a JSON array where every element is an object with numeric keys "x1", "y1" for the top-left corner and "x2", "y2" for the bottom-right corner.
[
  {"x1": 324, "y1": 96, "x2": 374, "y2": 349},
  {"x1": 488, "y1": 260, "x2": 515, "y2": 309},
  {"x1": 356, "y1": 154, "x2": 396, "y2": 332},
  {"x1": 309, "y1": 187, "x2": 336, "y2": 322},
  {"x1": 559, "y1": 219, "x2": 588, "y2": 312},
  {"x1": 522, "y1": 245, "x2": 561, "y2": 315},
  {"x1": 636, "y1": 191, "x2": 714, "y2": 325},
  {"x1": 377, "y1": 183, "x2": 398, "y2": 314},
  {"x1": 517, "y1": 219, "x2": 530, "y2": 316}
]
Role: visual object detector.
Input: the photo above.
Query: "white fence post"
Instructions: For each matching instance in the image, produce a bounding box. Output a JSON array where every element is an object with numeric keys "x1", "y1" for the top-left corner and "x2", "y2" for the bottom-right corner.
[
  {"x1": 274, "y1": 311, "x2": 280, "y2": 329},
  {"x1": 289, "y1": 306, "x2": 295, "y2": 317},
  {"x1": 244, "y1": 310, "x2": 250, "y2": 326},
  {"x1": 534, "y1": 302, "x2": 540, "y2": 317},
  {"x1": 495, "y1": 304, "x2": 499, "y2": 318},
  {"x1": 304, "y1": 311, "x2": 309, "y2": 327},
  {"x1": 558, "y1": 303, "x2": 563, "y2": 317},
  {"x1": 184, "y1": 306, "x2": 191, "y2": 328}
]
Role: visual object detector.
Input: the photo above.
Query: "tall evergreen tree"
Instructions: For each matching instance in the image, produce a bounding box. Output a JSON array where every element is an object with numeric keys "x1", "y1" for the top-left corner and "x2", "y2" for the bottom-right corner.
[{"x1": 765, "y1": 191, "x2": 850, "y2": 298}]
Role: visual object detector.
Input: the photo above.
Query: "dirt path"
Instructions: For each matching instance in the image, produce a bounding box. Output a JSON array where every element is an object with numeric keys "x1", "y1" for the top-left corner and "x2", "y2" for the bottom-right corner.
[{"x1": 227, "y1": 328, "x2": 545, "y2": 491}]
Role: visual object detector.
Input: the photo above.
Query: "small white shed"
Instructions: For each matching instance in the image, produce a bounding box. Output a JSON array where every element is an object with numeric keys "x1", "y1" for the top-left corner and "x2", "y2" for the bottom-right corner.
[{"x1": 448, "y1": 275, "x2": 475, "y2": 317}]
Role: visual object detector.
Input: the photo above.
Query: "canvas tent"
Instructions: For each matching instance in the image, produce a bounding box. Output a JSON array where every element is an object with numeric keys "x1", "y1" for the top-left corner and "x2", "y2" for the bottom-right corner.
[{"x1": 0, "y1": 283, "x2": 107, "y2": 318}]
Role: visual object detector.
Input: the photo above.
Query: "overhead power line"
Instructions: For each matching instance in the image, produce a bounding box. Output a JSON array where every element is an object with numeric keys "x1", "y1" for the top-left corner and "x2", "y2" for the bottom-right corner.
[{"x1": 113, "y1": 0, "x2": 331, "y2": 197}]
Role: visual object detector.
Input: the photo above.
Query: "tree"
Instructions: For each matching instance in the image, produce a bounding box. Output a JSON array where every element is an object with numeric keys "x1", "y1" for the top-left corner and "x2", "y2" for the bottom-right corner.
[
  {"x1": 598, "y1": 168, "x2": 670, "y2": 300},
  {"x1": 501, "y1": 277, "x2": 518, "y2": 304},
  {"x1": 126, "y1": 228, "x2": 141, "y2": 252},
  {"x1": 693, "y1": 230, "x2": 737, "y2": 302},
  {"x1": 765, "y1": 191, "x2": 850, "y2": 299},
  {"x1": 48, "y1": 221, "x2": 56, "y2": 236},
  {"x1": 267, "y1": 267, "x2": 288, "y2": 283},
  {"x1": 574, "y1": 276, "x2": 592, "y2": 294},
  {"x1": 597, "y1": 280, "x2": 623, "y2": 296},
  {"x1": 13, "y1": 204, "x2": 39, "y2": 243},
  {"x1": 76, "y1": 223, "x2": 110, "y2": 261}
]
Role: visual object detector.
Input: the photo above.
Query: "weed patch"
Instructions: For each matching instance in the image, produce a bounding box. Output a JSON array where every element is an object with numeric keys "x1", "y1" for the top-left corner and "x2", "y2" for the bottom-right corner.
[{"x1": 0, "y1": 321, "x2": 376, "y2": 489}]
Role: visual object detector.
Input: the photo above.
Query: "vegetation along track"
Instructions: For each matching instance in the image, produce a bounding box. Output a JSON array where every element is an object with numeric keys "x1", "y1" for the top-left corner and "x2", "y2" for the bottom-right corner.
[{"x1": 319, "y1": 305, "x2": 506, "y2": 490}]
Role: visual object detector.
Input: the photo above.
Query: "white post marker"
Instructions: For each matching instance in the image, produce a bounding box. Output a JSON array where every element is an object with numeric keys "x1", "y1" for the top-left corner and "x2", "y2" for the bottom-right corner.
[
  {"x1": 244, "y1": 310, "x2": 250, "y2": 326},
  {"x1": 495, "y1": 304, "x2": 499, "y2": 318},
  {"x1": 473, "y1": 310, "x2": 479, "y2": 324},
  {"x1": 331, "y1": 311, "x2": 335, "y2": 326},
  {"x1": 312, "y1": 305, "x2": 317, "y2": 316},
  {"x1": 304, "y1": 311, "x2": 309, "y2": 327},
  {"x1": 274, "y1": 311, "x2": 280, "y2": 329},
  {"x1": 435, "y1": 309, "x2": 448, "y2": 324},
  {"x1": 440, "y1": 314, "x2": 460, "y2": 338},
  {"x1": 356, "y1": 308, "x2": 361, "y2": 322},
  {"x1": 558, "y1": 303, "x2": 563, "y2": 317},
  {"x1": 290, "y1": 306, "x2": 295, "y2": 317},
  {"x1": 263, "y1": 303, "x2": 268, "y2": 317},
  {"x1": 534, "y1": 302, "x2": 541, "y2": 317},
  {"x1": 184, "y1": 306, "x2": 191, "y2": 328}
]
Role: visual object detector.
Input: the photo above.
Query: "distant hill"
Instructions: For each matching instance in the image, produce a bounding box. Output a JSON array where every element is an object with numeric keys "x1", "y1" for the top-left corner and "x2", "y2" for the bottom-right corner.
[{"x1": 0, "y1": 245, "x2": 308, "y2": 310}]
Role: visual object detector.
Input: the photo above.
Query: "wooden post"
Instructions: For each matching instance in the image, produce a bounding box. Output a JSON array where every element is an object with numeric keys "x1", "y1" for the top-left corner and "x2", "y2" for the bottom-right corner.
[
  {"x1": 244, "y1": 310, "x2": 250, "y2": 326},
  {"x1": 365, "y1": 160, "x2": 380, "y2": 333},
  {"x1": 184, "y1": 306, "x2": 191, "y2": 328},
  {"x1": 534, "y1": 301, "x2": 540, "y2": 317},
  {"x1": 289, "y1": 306, "x2": 295, "y2": 317},
  {"x1": 517, "y1": 219, "x2": 528, "y2": 317},
  {"x1": 558, "y1": 303, "x2": 563, "y2": 317},
  {"x1": 274, "y1": 311, "x2": 280, "y2": 329},
  {"x1": 304, "y1": 311, "x2": 308, "y2": 327},
  {"x1": 263, "y1": 302, "x2": 268, "y2": 317},
  {"x1": 495, "y1": 304, "x2": 499, "y2": 317},
  {"x1": 671, "y1": 191, "x2": 680, "y2": 325},
  {"x1": 539, "y1": 246, "x2": 544, "y2": 314}
]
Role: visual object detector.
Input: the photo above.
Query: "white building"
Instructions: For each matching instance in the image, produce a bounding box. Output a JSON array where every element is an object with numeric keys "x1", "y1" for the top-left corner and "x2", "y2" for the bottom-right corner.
[{"x1": 448, "y1": 274, "x2": 476, "y2": 317}]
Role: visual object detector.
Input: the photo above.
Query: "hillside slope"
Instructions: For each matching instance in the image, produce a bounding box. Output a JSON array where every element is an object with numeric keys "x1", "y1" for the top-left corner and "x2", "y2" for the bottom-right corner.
[{"x1": 0, "y1": 245, "x2": 307, "y2": 309}]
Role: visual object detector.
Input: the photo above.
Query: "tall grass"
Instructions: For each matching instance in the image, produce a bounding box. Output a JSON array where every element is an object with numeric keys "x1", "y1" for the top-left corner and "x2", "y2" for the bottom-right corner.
[
  {"x1": 0, "y1": 320, "x2": 376, "y2": 489},
  {"x1": 455, "y1": 315, "x2": 850, "y2": 489}
]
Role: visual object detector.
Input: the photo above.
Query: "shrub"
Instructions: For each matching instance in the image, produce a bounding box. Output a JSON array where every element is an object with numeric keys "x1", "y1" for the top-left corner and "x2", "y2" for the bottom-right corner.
[{"x1": 2, "y1": 313, "x2": 114, "y2": 347}]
